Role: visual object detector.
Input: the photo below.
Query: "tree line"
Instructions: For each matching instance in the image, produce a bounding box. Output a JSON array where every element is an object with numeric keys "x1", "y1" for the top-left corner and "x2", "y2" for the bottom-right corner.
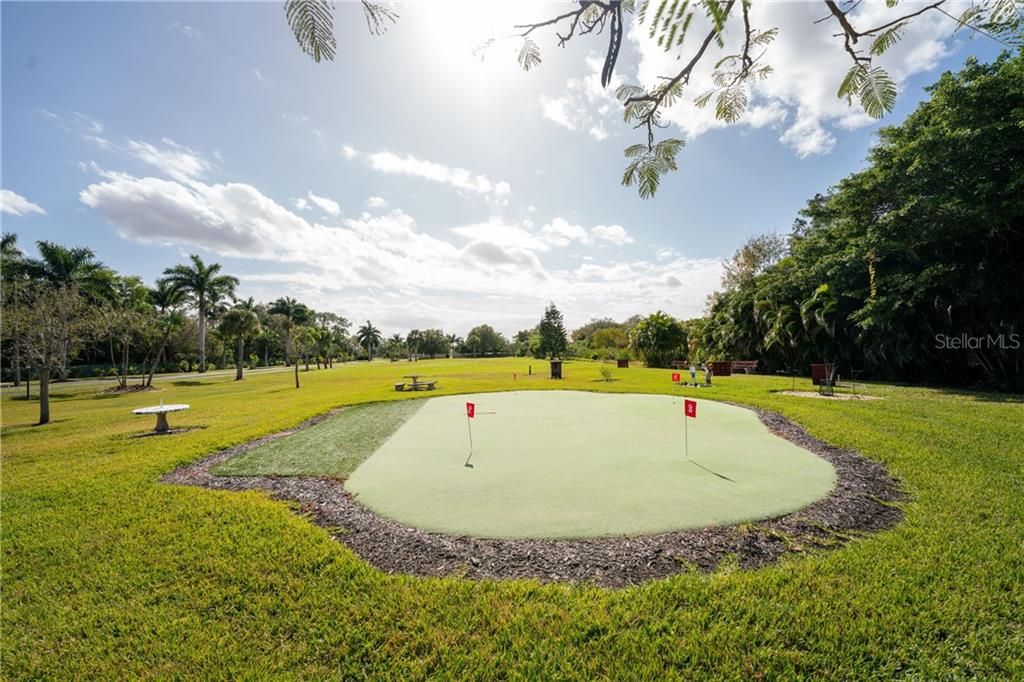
[{"x1": 694, "y1": 54, "x2": 1023, "y2": 389}]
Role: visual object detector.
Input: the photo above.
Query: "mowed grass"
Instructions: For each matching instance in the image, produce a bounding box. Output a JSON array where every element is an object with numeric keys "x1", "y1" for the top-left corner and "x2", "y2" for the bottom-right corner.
[
  {"x1": 212, "y1": 399, "x2": 425, "y2": 478},
  {"x1": 3, "y1": 358, "x2": 1023, "y2": 678}
]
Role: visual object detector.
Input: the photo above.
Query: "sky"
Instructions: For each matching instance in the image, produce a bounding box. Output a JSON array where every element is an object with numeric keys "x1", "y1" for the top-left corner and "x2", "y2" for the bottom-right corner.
[{"x1": 0, "y1": 1, "x2": 1003, "y2": 337}]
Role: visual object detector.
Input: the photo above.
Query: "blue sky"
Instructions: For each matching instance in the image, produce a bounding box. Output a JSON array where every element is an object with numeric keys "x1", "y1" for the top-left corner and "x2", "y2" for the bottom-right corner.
[{"x1": 1, "y1": 1, "x2": 1001, "y2": 335}]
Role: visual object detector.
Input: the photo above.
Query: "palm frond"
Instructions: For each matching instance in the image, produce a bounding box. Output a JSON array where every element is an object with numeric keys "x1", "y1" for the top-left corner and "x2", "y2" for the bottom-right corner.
[{"x1": 285, "y1": 0, "x2": 337, "y2": 63}]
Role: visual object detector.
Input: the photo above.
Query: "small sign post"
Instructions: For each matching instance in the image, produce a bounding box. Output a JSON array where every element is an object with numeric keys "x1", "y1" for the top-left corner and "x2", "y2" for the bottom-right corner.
[
  {"x1": 671, "y1": 372, "x2": 681, "y2": 384},
  {"x1": 684, "y1": 399, "x2": 697, "y2": 460},
  {"x1": 464, "y1": 402, "x2": 476, "y2": 467}
]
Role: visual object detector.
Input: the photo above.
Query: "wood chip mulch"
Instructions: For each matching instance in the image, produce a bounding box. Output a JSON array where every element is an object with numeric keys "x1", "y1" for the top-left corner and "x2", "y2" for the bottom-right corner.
[{"x1": 162, "y1": 406, "x2": 905, "y2": 588}]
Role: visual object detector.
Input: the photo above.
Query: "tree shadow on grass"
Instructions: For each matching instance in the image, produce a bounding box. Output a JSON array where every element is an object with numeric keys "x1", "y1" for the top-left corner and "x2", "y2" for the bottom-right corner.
[
  {"x1": 2, "y1": 418, "x2": 72, "y2": 432},
  {"x1": 7, "y1": 392, "x2": 75, "y2": 401},
  {"x1": 170, "y1": 380, "x2": 206, "y2": 387}
]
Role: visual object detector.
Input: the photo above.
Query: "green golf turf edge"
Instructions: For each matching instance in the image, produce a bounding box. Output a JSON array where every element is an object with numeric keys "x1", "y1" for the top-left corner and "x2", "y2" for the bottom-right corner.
[
  {"x1": 210, "y1": 399, "x2": 426, "y2": 478},
  {"x1": 344, "y1": 391, "x2": 837, "y2": 539}
]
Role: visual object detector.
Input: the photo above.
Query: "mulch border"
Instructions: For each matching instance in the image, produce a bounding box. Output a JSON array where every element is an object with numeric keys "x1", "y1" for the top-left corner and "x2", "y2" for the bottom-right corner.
[{"x1": 162, "y1": 403, "x2": 905, "y2": 588}]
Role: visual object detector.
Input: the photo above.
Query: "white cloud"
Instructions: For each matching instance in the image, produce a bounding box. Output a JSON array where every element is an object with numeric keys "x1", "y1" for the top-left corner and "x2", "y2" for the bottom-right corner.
[
  {"x1": 343, "y1": 146, "x2": 511, "y2": 197},
  {"x1": 541, "y1": 52, "x2": 623, "y2": 141},
  {"x1": 540, "y1": 217, "x2": 590, "y2": 247},
  {"x1": 1, "y1": 189, "x2": 47, "y2": 216},
  {"x1": 294, "y1": 197, "x2": 311, "y2": 211},
  {"x1": 127, "y1": 138, "x2": 209, "y2": 183},
  {"x1": 779, "y1": 110, "x2": 836, "y2": 158},
  {"x1": 252, "y1": 69, "x2": 264, "y2": 82},
  {"x1": 366, "y1": 196, "x2": 388, "y2": 209},
  {"x1": 305, "y1": 190, "x2": 340, "y2": 216},
  {"x1": 79, "y1": 167, "x2": 721, "y2": 334},
  {"x1": 591, "y1": 224, "x2": 633, "y2": 246},
  {"x1": 452, "y1": 218, "x2": 551, "y2": 252}
]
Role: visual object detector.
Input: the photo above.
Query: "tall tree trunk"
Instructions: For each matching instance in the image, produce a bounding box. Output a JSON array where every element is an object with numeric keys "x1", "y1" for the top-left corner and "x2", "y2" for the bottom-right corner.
[
  {"x1": 11, "y1": 281, "x2": 21, "y2": 386},
  {"x1": 12, "y1": 339, "x2": 21, "y2": 387},
  {"x1": 122, "y1": 339, "x2": 130, "y2": 389},
  {"x1": 146, "y1": 342, "x2": 165, "y2": 388},
  {"x1": 264, "y1": 342, "x2": 269, "y2": 368},
  {"x1": 235, "y1": 337, "x2": 244, "y2": 380},
  {"x1": 294, "y1": 362, "x2": 299, "y2": 389},
  {"x1": 284, "y1": 322, "x2": 292, "y2": 366},
  {"x1": 304, "y1": 355, "x2": 309, "y2": 372},
  {"x1": 198, "y1": 294, "x2": 207, "y2": 371},
  {"x1": 38, "y1": 366, "x2": 50, "y2": 425}
]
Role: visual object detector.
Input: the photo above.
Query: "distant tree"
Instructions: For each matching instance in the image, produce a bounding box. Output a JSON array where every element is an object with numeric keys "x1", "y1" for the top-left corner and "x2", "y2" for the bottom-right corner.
[
  {"x1": 384, "y1": 333, "x2": 405, "y2": 361},
  {"x1": 268, "y1": 297, "x2": 313, "y2": 365},
  {"x1": 419, "y1": 329, "x2": 448, "y2": 358},
  {"x1": 720, "y1": 233, "x2": 788, "y2": 293},
  {"x1": 97, "y1": 275, "x2": 152, "y2": 389},
  {"x1": 589, "y1": 326, "x2": 630, "y2": 351},
  {"x1": 24, "y1": 240, "x2": 111, "y2": 297},
  {"x1": 219, "y1": 301, "x2": 262, "y2": 380},
  {"x1": 537, "y1": 303, "x2": 568, "y2": 359},
  {"x1": 630, "y1": 311, "x2": 687, "y2": 368},
  {"x1": 445, "y1": 333, "x2": 462, "y2": 358},
  {"x1": 144, "y1": 279, "x2": 186, "y2": 387},
  {"x1": 1, "y1": 233, "x2": 27, "y2": 386},
  {"x1": 356, "y1": 321, "x2": 382, "y2": 361},
  {"x1": 464, "y1": 324, "x2": 508, "y2": 356},
  {"x1": 406, "y1": 329, "x2": 422, "y2": 359},
  {"x1": 15, "y1": 284, "x2": 95, "y2": 424},
  {"x1": 161, "y1": 255, "x2": 238, "y2": 372},
  {"x1": 571, "y1": 317, "x2": 620, "y2": 343}
]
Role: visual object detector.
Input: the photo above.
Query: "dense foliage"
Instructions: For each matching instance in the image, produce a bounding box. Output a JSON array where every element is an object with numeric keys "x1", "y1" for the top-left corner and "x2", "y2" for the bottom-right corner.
[
  {"x1": 630, "y1": 311, "x2": 688, "y2": 368},
  {"x1": 699, "y1": 53, "x2": 1024, "y2": 388}
]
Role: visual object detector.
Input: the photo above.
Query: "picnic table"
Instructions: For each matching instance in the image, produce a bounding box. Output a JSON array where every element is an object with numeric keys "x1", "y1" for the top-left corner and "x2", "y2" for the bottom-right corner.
[
  {"x1": 132, "y1": 403, "x2": 189, "y2": 433},
  {"x1": 396, "y1": 375, "x2": 437, "y2": 391}
]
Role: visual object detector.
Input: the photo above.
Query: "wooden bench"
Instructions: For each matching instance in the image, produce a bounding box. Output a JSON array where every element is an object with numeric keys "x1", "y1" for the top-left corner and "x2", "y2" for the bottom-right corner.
[
  {"x1": 409, "y1": 380, "x2": 438, "y2": 391},
  {"x1": 730, "y1": 360, "x2": 760, "y2": 374},
  {"x1": 671, "y1": 360, "x2": 688, "y2": 369},
  {"x1": 394, "y1": 382, "x2": 407, "y2": 392}
]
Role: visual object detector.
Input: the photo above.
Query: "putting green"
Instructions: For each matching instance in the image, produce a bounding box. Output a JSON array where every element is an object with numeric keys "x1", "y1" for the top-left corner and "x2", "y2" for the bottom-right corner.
[{"x1": 344, "y1": 391, "x2": 836, "y2": 539}]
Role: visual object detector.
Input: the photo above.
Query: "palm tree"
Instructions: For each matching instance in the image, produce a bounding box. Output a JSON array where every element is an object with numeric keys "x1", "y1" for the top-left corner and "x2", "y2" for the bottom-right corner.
[
  {"x1": 24, "y1": 241, "x2": 112, "y2": 296},
  {"x1": 268, "y1": 296, "x2": 311, "y2": 365},
  {"x1": 144, "y1": 279, "x2": 186, "y2": 387},
  {"x1": 446, "y1": 333, "x2": 462, "y2": 359},
  {"x1": 356, "y1": 321, "x2": 382, "y2": 361},
  {"x1": 161, "y1": 255, "x2": 238, "y2": 372},
  {"x1": 24, "y1": 240, "x2": 113, "y2": 379},
  {"x1": 219, "y1": 302, "x2": 262, "y2": 380}
]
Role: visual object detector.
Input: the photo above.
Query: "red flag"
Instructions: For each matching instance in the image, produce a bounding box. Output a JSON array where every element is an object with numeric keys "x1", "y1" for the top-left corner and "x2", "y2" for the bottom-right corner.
[
  {"x1": 684, "y1": 399, "x2": 697, "y2": 419},
  {"x1": 466, "y1": 402, "x2": 475, "y2": 419},
  {"x1": 671, "y1": 372, "x2": 680, "y2": 382}
]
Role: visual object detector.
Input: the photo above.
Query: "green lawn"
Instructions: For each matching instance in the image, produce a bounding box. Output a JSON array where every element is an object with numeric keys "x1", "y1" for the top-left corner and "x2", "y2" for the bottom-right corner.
[{"x1": 3, "y1": 358, "x2": 1023, "y2": 678}]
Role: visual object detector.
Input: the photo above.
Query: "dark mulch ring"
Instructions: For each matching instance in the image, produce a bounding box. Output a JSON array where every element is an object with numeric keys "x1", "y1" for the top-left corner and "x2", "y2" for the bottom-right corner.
[{"x1": 163, "y1": 407, "x2": 905, "y2": 588}]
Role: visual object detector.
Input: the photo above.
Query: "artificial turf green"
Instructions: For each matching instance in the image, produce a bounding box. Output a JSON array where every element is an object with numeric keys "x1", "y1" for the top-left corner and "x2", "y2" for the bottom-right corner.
[
  {"x1": 2, "y1": 358, "x2": 1023, "y2": 678},
  {"x1": 211, "y1": 399, "x2": 424, "y2": 478},
  {"x1": 344, "y1": 391, "x2": 835, "y2": 538}
]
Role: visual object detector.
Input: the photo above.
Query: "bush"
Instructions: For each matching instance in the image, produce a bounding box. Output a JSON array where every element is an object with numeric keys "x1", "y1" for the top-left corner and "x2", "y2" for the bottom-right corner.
[{"x1": 599, "y1": 365, "x2": 614, "y2": 382}]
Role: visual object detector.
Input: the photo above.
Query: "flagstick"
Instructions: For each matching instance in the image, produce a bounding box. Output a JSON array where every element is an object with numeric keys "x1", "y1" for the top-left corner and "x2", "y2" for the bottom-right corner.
[
  {"x1": 464, "y1": 415, "x2": 475, "y2": 467},
  {"x1": 684, "y1": 411, "x2": 690, "y2": 461}
]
